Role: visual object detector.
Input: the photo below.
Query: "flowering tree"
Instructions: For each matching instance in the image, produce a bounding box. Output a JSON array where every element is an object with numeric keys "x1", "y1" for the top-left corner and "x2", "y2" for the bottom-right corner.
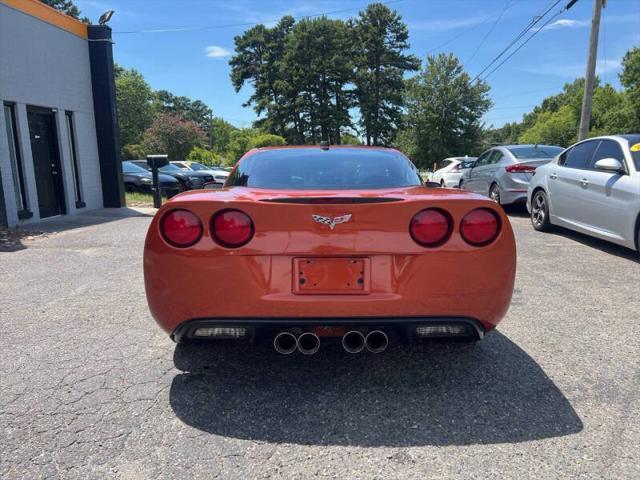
[{"x1": 142, "y1": 113, "x2": 205, "y2": 161}]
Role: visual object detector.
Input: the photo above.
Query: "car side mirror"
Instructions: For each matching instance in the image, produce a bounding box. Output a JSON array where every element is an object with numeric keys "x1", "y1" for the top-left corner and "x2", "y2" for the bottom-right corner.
[{"x1": 594, "y1": 157, "x2": 623, "y2": 173}]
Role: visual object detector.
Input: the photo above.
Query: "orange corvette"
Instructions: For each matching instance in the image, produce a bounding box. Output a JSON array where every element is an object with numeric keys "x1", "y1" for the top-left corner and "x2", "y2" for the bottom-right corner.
[{"x1": 144, "y1": 146, "x2": 516, "y2": 354}]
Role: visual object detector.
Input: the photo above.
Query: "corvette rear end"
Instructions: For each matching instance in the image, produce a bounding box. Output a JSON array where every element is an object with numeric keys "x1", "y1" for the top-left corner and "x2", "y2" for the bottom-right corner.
[{"x1": 144, "y1": 146, "x2": 516, "y2": 354}]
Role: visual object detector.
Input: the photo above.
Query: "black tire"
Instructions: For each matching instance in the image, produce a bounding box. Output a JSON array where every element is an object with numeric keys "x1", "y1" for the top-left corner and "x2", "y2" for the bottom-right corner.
[
  {"x1": 459, "y1": 180, "x2": 464, "y2": 189},
  {"x1": 531, "y1": 189, "x2": 552, "y2": 232},
  {"x1": 489, "y1": 183, "x2": 501, "y2": 204},
  {"x1": 440, "y1": 179, "x2": 445, "y2": 188}
]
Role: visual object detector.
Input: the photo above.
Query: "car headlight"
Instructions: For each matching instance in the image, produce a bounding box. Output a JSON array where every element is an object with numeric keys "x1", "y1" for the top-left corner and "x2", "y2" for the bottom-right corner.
[
  {"x1": 188, "y1": 176, "x2": 203, "y2": 182},
  {"x1": 140, "y1": 177, "x2": 152, "y2": 183}
]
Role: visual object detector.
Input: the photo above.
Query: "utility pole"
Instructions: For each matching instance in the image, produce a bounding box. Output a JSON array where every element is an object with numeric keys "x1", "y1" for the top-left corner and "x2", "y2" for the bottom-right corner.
[{"x1": 578, "y1": 0, "x2": 604, "y2": 141}]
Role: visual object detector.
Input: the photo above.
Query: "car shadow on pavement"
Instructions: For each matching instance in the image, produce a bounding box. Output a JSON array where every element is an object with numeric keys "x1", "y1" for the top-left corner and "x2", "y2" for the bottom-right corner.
[
  {"x1": 546, "y1": 227, "x2": 639, "y2": 263},
  {"x1": 170, "y1": 331, "x2": 582, "y2": 447}
]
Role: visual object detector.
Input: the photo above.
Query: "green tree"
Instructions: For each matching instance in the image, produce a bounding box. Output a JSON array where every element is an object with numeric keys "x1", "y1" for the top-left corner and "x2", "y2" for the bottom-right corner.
[
  {"x1": 187, "y1": 147, "x2": 221, "y2": 165},
  {"x1": 121, "y1": 144, "x2": 146, "y2": 160},
  {"x1": 153, "y1": 91, "x2": 212, "y2": 127},
  {"x1": 399, "y1": 53, "x2": 491, "y2": 168},
  {"x1": 518, "y1": 105, "x2": 578, "y2": 146},
  {"x1": 249, "y1": 134, "x2": 287, "y2": 149},
  {"x1": 38, "y1": 0, "x2": 89, "y2": 22},
  {"x1": 619, "y1": 47, "x2": 640, "y2": 131},
  {"x1": 209, "y1": 117, "x2": 237, "y2": 155},
  {"x1": 283, "y1": 17, "x2": 355, "y2": 143},
  {"x1": 227, "y1": 128, "x2": 263, "y2": 161},
  {"x1": 141, "y1": 113, "x2": 206, "y2": 160},
  {"x1": 115, "y1": 67, "x2": 155, "y2": 152},
  {"x1": 352, "y1": 3, "x2": 420, "y2": 145},
  {"x1": 230, "y1": 17, "x2": 298, "y2": 140}
]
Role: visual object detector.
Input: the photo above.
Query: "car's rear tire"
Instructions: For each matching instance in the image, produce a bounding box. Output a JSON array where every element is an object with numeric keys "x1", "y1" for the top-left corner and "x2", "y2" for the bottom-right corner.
[
  {"x1": 531, "y1": 189, "x2": 552, "y2": 232},
  {"x1": 489, "y1": 183, "x2": 501, "y2": 204}
]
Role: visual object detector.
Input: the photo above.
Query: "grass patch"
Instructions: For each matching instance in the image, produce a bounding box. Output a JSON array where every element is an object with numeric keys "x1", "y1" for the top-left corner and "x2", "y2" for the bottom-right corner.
[{"x1": 126, "y1": 191, "x2": 154, "y2": 207}]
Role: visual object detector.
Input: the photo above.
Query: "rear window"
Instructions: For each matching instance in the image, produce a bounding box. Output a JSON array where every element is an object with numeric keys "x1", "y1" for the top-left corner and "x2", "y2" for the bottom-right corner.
[
  {"x1": 227, "y1": 148, "x2": 423, "y2": 190},
  {"x1": 122, "y1": 161, "x2": 147, "y2": 174},
  {"x1": 507, "y1": 146, "x2": 563, "y2": 159},
  {"x1": 459, "y1": 159, "x2": 477, "y2": 168}
]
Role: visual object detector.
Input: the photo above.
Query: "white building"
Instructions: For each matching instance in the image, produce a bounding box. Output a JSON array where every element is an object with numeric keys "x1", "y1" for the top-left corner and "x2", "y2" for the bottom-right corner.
[{"x1": 0, "y1": 0, "x2": 123, "y2": 227}]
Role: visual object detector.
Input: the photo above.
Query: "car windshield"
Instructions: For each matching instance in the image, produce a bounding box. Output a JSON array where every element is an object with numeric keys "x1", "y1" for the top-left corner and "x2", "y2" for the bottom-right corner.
[
  {"x1": 160, "y1": 164, "x2": 183, "y2": 172},
  {"x1": 508, "y1": 146, "x2": 563, "y2": 159},
  {"x1": 624, "y1": 135, "x2": 640, "y2": 170},
  {"x1": 122, "y1": 161, "x2": 148, "y2": 174},
  {"x1": 227, "y1": 148, "x2": 422, "y2": 189},
  {"x1": 189, "y1": 162, "x2": 210, "y2": 171}
]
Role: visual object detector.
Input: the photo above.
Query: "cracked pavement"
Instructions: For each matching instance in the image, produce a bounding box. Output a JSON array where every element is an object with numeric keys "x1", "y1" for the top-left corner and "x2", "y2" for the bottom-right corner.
[{"x1": 1, "y1": 208, "x2": 638, "y2": 479}]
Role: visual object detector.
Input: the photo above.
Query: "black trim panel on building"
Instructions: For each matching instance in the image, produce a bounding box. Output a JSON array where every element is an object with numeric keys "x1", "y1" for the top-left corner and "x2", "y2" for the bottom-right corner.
[{"x1": 88, "y1": 25, "x2": 124, "y2": 208}]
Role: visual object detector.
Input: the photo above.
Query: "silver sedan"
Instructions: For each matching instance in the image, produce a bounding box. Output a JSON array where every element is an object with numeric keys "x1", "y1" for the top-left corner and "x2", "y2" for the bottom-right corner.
[
  {"x1": 460, "y1": 144, "x2": 563, "y2": 205},
  {"x1": 527, "y1": 135, "x2": 640, "y2": 252}
]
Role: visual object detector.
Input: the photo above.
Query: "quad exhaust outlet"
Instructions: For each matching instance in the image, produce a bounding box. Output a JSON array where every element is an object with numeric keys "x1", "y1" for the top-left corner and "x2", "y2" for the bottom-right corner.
[
  {"x1": 274, "y1": 329, "x2": 388, "y2": 355},
  {"x1": 273, "y1": 331, "x2": 298, "y2": 355},
  {"x1": 365, "y1": 330, "x2": 388, "y2": 353},
  {"x1": 297, "y1": 332, "x2": 320, "y2": 355},
  {"x1": 342, "y1": 330, "x2": 366, "y2": 353}
]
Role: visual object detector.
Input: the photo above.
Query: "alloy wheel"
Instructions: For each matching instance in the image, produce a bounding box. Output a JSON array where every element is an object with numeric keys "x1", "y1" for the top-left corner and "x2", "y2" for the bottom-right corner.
[
  {"x1": 532, "y1": 192, "x2": 546, "y2": 227},
  {"x1": 489, "y1": 185, "x2": 500, "y2": 204}
]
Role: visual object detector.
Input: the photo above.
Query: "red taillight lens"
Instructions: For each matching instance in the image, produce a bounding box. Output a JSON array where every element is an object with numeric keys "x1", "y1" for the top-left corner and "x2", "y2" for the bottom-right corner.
[
  {"x1": 505, "y1": 164, "x2": 536, "y2": 174},
  {"x1": 460, "y1": 208, "x2": 501, "y2": 246},
  {"x1": 410, "y1": 208, "x2": 452, "y2": 247},
  {"x1": 160, "y1": 209, "x2": 203, "y2": 248},
  {"x1": 211, "y1": 209, "x2": 254, "y2": 248}
]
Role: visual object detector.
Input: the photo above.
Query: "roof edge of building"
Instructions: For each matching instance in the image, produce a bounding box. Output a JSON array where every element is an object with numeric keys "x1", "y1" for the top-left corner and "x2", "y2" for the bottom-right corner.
[{"x1": 1, "y1": 0, "x2": 88, "y2": 39}]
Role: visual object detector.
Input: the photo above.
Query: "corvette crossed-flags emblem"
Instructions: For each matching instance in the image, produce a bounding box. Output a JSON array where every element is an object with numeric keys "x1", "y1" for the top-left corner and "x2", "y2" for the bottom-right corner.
[{"x1": 311, "y1": 214, "x2": 353, "y2": 230}]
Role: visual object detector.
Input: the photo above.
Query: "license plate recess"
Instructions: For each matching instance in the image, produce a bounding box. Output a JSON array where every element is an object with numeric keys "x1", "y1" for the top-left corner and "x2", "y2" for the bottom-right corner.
[{"x1": 293, "y1": 258, "x2": 370, "y2": 294}]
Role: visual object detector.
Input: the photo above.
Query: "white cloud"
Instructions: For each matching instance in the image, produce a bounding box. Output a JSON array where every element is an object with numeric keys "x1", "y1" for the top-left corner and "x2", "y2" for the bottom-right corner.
[
  {"x1": 542, "y1": 19, "x2": 589, "y2": 31},
  {"x1": 205, "y1": 46, "x2": 231, "y2": 58}
]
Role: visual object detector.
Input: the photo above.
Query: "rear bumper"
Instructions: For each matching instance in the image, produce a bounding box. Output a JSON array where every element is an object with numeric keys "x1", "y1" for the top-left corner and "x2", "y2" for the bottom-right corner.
[
  {"x1": 172, "y1": 316, "x2": 485, "y2": 343},
  {"x1": 145, "y1": 250, "x2": 515, "y2": 336},
  {"x1": 500, "y1": 189, "x2": 528, "y2": 205}
]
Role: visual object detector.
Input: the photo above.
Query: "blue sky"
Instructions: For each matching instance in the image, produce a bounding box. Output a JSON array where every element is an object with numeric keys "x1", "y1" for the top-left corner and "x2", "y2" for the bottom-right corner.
[{"x1": 76, "y1": 0, "x2": 640, "y2": 129}]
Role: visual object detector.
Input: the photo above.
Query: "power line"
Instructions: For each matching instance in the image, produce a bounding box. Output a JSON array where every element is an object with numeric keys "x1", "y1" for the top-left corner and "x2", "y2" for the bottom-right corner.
[
  {"x1": 423, "y1": 8, "x2": 514, "y2": 57},
  {"x1": 471, "y1": 0, "x2": 564, "y2": 83},
  {"x1": 493, "y1": 86, "x2": 560, "y2": 99},
  {"x1": 479, "y1": 5, "x2": 570, "y2": 82},
  {"x1": 465, "y1": 0, "x2": 514, "y2": 66},
  {"x1": 114, "y1": 0, "x2": 404, "y2": 34}
]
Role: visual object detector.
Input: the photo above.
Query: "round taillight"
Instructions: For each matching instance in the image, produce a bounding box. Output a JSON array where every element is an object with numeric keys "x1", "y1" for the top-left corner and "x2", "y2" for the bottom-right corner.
[
  {"x1": 460, "y1": 208, "x2": 501, "y2": 246},
  {"x1": 160, "y1": 209, "x2": 203, "y2": 248},
  {"x1": 410, "y1": 208, "x2": 452, "y2": 247},
  {"x1": 211, "y1": 209, "x2": 254, "y2": 248}
]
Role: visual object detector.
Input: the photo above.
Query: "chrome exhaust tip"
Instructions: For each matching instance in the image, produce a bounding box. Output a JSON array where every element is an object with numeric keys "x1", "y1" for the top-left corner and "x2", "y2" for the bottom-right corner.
[
  {"x1": 365, "y1": 330, "x2": 388, "y2": 353},
  {"x1": 273, "y1": 331, "x2": 298, "y2": 355},
  {"x1": 297, "y1": 332, "x2": 320, "y2": 355},
  {"x1": 342, "y1": 330, "x2": 366, "y2": 354}
]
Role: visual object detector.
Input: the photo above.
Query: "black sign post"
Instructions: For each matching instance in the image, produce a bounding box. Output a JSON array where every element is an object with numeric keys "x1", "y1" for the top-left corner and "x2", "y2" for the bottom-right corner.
[{"x1": 146, "y1": 155, "x2": 168, "y2": 208}]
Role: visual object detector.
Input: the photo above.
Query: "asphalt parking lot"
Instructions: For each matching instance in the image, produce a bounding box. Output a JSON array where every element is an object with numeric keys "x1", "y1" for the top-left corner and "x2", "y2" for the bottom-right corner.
[{"x1": 1, "y1": 207, "x2": 638, "y2": 479}]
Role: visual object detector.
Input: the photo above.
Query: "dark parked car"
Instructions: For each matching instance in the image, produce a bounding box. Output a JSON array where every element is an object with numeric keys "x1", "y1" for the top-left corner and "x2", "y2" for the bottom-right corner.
[
  {"x1": 130, "y1": 160, "x2": 214, "y2": 190},
  {"x1": 122, "y1": 161, "x2": 182, "y2": 197}
]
